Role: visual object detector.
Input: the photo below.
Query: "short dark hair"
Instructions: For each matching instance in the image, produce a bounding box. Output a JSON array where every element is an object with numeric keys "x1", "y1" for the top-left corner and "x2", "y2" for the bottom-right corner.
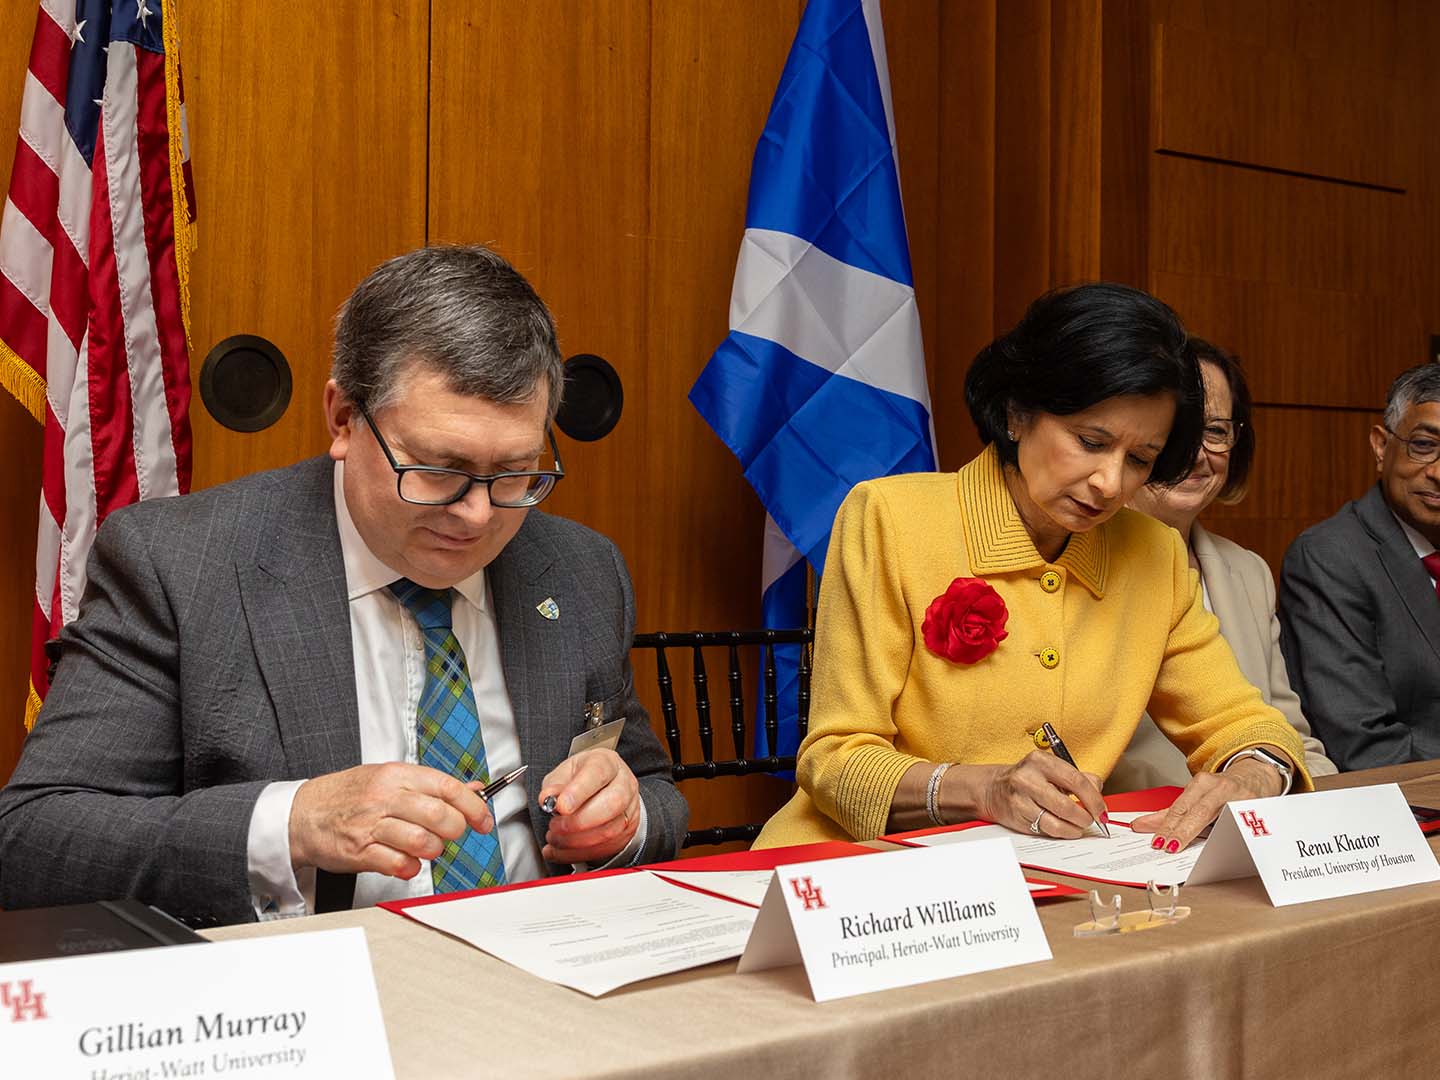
[
  {"x1": 332, "y1": 244, "x2": 563, "y2": 419},
  {"x1": 964, "y1": 283, "x2": 1202, "y2": 485},
  {"x1": 1191, "y1": 338, "x2": 1254, "y2": 505}
]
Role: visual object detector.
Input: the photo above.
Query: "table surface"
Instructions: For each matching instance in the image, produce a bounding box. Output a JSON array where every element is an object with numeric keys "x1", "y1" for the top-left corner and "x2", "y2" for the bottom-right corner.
[{"x1": 207, "y1": 763, "x2": 1440, "y2": 1080}]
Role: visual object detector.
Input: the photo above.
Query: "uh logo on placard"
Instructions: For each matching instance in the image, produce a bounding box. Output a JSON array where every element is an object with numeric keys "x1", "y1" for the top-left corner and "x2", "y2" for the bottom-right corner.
[
  {"x1": 0, "y1": 980, "x2": 48, "y2": 1022},
  {"x1": 788, "y1": 876, "x2": 827, "y2": 911},
  {"x1": 1240, "y1": 810, "x2": 1271, "y2": 838}
]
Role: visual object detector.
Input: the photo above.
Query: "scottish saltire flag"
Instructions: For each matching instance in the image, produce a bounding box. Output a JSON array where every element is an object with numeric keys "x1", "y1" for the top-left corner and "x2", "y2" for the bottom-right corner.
[
  {"x1": 0, "y1": 0, "x2": 196, "y2": 729},
  {"x1": 690, "y1": 0, "x2": 935, "y2": 758}
]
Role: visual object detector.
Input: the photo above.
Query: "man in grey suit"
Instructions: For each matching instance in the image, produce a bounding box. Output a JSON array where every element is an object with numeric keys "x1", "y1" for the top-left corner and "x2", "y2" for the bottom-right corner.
[
  {"x1": 1280, "y1": 362, "x2": 1440, "y2": 771},
  {"x1": 0, "y1": 245, "x2": 687, "y2": 927}
]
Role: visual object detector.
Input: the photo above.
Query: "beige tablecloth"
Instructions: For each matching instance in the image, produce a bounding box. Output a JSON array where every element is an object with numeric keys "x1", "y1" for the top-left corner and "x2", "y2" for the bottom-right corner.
[{"x1": 207, "y1": 763, "x2": 1440, "y2": 1079}]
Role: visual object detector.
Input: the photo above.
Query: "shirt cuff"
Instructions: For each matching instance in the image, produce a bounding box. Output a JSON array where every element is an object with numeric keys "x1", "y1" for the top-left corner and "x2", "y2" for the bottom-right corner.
[
  {"x1": 579, "y1": 799, "x2": 650, "y2": 872},
  {"x1": 246, "y1": 779, "x2": 312, "y2": 920}
]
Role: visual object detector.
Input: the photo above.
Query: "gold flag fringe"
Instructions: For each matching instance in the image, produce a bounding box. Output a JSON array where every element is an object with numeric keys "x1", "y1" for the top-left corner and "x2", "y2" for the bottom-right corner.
[
  {"x1": 162, "y1": 0, "x2": 195, "y2": 352},
  {"x1": 24, "y1": 680, "x2": 42, "y2": 732},
  {"x1": 0, "y1": 338, "x2": 46, "y2": 425}
]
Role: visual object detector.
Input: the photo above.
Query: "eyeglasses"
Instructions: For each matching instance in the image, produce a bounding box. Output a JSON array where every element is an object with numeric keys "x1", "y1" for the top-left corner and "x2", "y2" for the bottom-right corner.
[
  {"x1": 1201, "y1": 418, "x2": 1243, "y2": 453},
  {"x1": 1385, "y1": 426, "x2": 1440, "y2": 465},
  {"x1": 356, "y1": 400, "x2": 564, "y2": 508}
]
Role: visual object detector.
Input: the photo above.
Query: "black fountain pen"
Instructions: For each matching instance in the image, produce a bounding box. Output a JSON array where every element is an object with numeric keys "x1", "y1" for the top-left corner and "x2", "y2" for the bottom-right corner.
[{"x1": 1040, "y1": 722, "x2": 1111, "y2": 838}]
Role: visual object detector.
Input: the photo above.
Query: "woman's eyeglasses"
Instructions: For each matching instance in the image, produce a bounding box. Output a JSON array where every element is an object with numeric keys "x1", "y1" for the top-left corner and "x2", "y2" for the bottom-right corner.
[{"x1": 1201, "y1": 418, "x2": 1242, "y2": 453}]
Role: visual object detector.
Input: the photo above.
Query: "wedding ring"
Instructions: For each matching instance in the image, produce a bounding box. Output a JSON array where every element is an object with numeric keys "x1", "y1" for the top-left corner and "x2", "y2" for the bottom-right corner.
[{"x1": 1029, "y1": 809, "x2": 1045, "y2": 835}]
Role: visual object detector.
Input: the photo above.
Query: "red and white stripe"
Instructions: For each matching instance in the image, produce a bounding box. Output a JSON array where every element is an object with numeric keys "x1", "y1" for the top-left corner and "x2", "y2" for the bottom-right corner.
[{"x1": 1, "y1": 0, "x2": 192, "y2": 725}]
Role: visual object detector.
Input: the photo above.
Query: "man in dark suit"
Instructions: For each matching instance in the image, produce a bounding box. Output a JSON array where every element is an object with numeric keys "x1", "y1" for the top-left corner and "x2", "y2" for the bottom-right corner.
[
  {"x1": 1280, "y1": 362, "x2": 1440, "y2": 770},
  {"x1": 0, "y1": 245, "x2": 687, "y2": 926}
]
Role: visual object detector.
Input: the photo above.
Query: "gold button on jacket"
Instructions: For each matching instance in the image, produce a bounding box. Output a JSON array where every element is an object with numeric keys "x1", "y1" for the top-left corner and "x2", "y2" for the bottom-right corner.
[{"x1": 1040, "y1": 570, "x2": 1061, "y2": 592}]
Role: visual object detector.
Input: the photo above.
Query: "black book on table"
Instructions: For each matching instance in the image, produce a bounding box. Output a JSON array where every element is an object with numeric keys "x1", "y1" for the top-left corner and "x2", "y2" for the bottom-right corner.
[{"x1": 0, "y1": 900, "x2": 206, "y2": 964}]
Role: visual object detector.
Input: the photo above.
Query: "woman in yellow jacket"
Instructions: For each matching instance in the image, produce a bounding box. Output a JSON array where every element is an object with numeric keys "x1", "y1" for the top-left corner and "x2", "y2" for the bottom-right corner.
[{"x1": 755, "y1": 284, "x2": 1311, "y2": 855}]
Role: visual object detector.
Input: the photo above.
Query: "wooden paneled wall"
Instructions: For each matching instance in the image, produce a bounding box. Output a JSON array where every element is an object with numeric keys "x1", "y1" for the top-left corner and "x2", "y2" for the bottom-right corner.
[
  {"x1": 992, "y1": 0, "x2": 1440, "y2": 575},
  {"x1": 1146, "y1": 0, "x2": 1439, "y2": 569},
  {"x1": 1, "y1": 2, "x2": 1436, "y2": 827}
]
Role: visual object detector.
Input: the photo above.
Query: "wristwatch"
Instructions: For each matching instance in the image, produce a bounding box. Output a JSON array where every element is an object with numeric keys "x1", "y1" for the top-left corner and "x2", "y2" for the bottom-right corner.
[{"x1": 1222, "y1": 746, "x2": 1294, "y2": 794}]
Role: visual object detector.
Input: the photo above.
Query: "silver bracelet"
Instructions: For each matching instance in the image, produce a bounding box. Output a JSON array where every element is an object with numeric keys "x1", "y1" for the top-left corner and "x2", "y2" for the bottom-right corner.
[{"x1": 925, "y1": 763, "x2": 951, "y2": 826}]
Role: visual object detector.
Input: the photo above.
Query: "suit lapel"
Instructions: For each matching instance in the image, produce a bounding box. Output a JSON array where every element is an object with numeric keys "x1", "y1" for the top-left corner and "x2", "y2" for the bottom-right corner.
[
  {"x1": 236, "y1": 458, "x2": 361, "y2": 779},
  {"x1": 1356, "y1": 485, "x2": 1440, "y2": 663},
  {"x1": 488, "y1": 514, "x2": 568, "y2": 856}
]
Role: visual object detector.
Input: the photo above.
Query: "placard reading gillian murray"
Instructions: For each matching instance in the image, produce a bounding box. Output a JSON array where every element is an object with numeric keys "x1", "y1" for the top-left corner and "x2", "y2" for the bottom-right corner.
[{"x1": 0, "y1": 928, "x2": 393, "y2": 1079}]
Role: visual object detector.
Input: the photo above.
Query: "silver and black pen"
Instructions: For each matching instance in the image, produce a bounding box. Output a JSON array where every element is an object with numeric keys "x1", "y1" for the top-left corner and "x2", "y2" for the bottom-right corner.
[
  {"x1": 1040, "y1": 722, "x2": 1111, "y2": 838},
  {"x1": 478, "y1": 763, "x2": 528, "y2": 801}
]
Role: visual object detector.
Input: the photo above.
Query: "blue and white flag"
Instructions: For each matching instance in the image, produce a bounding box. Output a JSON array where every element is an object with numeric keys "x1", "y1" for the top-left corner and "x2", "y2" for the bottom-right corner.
[{"x1": 690, "y1": 0, "x2": 936, "y2": 758}]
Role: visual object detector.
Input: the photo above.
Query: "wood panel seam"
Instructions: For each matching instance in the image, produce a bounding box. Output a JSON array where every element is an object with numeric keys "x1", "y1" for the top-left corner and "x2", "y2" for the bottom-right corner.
[{"x1": 1154, "y1": 149, "x2": 1406, "y2": 196}]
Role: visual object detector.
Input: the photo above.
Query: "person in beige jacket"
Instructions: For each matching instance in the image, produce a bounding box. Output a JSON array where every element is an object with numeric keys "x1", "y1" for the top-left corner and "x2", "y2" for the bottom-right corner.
[{"x1": 1109, "y1": 339, "x2": 1336, "y2": 792}]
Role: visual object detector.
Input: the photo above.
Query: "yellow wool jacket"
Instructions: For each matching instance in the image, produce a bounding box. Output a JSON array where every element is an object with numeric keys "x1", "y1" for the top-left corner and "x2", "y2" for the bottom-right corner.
[{"x1": 755, "y1": 446, "x2": 1312, "y2": 848}]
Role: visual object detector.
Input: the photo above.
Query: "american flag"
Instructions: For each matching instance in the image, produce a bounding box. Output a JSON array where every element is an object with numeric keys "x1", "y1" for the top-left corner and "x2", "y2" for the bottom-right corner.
[{"x1": 0, "y1": 0, "x2": 195, "y2": 730}]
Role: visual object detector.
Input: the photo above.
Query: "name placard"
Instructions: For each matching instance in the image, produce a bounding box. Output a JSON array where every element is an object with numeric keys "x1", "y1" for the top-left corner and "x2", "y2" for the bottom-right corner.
[
  {"x1": 1189, "y1": 783, "x2": 1440, "y2": 905},
  {"x1": 736, "y1": 839, "x2": 1051, "y2": 1001},
  {"x1": 0, "y1": 927, "x2": 394, "y2": 1079}
]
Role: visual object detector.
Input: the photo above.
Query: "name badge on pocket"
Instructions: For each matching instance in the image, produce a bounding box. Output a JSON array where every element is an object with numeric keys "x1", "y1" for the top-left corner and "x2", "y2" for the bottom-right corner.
[{"x1": 568, "y1": 717, "x2": 626, "y2": 756}]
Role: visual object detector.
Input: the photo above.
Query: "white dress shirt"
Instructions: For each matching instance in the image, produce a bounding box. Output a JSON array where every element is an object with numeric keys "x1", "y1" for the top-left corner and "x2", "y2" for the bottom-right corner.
[{"x1": 245, "y1": 462, "x2": 642, "y2": 918}]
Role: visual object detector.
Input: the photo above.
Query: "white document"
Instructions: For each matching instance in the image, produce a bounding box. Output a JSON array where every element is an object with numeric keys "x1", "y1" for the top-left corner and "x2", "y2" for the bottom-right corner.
[
  {"x1": 647, "y1": 868, "x2": 776, "y2": 907},
  {"x1": 903, "y1": 821, "x2": 1203, "y2": 887},
  {"x1": 0, "y1": 927, "x2": 393, "y2": 1079},
  {"x1": 1188, "y1": 783, "x2": 1440, "y2": 904},
  {"x1": 404, "y1": 872, "x2": 758, "y2": 996},
  {"x1": 737, "y1": 840, "x2": 1051, "y2": 1002}
]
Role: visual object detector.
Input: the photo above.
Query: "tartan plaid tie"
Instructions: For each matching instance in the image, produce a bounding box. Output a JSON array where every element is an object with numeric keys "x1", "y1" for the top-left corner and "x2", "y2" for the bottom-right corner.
[{"x1": 388, "y1": 579, "x2": 507, "y2": 893}]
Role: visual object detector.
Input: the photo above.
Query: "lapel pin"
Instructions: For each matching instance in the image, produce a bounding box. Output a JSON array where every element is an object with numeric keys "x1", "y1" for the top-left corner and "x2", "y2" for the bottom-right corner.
[{"x1": 536, "y1": 597, "x2": 560, "y2": 621}]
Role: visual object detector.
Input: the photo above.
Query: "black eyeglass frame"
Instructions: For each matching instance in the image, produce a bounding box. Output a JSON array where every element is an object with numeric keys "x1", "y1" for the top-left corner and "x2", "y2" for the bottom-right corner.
[
  {"x1": 356, "y1": 400, "x2": 565, "y2": 508},
  {"x1": 1200, "y1": 416, "x2": 1244, "y2": 453},
  {"x1": 1384, "y1": 425, "x2": 1440, "y2": 466}
]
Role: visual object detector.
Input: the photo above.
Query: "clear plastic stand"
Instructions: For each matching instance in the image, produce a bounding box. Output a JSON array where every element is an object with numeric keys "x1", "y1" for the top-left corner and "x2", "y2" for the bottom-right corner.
[{"x1": 1073, "y1": 881, "x2": 1191, "y2": 936}]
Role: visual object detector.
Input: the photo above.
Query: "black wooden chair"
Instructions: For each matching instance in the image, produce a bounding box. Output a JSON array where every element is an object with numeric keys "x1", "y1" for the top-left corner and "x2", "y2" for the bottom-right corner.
[{"x1": 631, "y1": 628, "x2": 813, "y2": 848}]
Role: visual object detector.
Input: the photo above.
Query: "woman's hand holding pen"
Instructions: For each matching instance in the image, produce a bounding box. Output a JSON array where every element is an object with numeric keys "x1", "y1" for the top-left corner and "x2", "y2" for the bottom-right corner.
[
  {"x1": 886, "y1": 754, "x2": 1107, "y2": 836},
  {"x1": 1130, "y1": 756, "x2": 1285, "y2": 853},
  {"x1": 964, "y1": 752, "x2": 1109, "y2": 838}
]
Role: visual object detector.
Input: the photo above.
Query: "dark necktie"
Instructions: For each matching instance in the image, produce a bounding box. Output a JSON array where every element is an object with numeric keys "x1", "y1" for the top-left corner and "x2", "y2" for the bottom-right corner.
[{"x1": 1423, "y1": 552, "x2": 1440, "y2": 603}]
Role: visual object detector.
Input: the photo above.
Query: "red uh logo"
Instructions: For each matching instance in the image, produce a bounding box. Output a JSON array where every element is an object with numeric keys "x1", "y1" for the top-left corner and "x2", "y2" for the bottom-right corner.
[
  {"x1": 1239, "y1": 810, "x2": 1270, "y2": 838},
  {"x1": 788, "y1": 876, "x2": 826, "y2": 911},
  {"x1": 0, "y1": 980, "x2": 48, "y2": 1023}
]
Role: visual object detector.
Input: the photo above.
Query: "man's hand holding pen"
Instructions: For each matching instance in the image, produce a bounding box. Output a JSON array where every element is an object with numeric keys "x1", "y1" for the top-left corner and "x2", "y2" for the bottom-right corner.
[
  {"x1": 536, "y1": 748, "x2": 642, "y2": 864},
  {"x1": 288, "y1": 762, "x2": 497, "y2": 880}
]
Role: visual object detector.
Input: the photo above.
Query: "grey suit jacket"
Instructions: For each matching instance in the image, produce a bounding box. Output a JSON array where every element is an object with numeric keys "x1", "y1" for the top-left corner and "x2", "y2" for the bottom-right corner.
[
  {"x1": 0, "y1": 457, "x2": 686, "y2": 927},
  {"x1": 1106, "y1": 522, "x2": 1336, "y2": 793},
  {"x1": 1279, "y1": 484, "x2": 1440, "y2": 770}
]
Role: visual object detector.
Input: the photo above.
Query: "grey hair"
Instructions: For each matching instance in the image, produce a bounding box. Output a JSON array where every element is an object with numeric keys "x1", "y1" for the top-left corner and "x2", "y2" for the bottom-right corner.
[
  {"x1": 1384, "y1": 362, "x2": 1440, "y2": 431},
  {"x1": 332, "y1": 245, "x2": 564, "y2": 420}
]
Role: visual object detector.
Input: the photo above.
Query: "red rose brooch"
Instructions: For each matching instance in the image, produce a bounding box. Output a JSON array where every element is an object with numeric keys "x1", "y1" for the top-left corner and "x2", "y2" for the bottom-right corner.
[{"x1": 922, "y1": 578, "x2": 1009, "y2": 664}]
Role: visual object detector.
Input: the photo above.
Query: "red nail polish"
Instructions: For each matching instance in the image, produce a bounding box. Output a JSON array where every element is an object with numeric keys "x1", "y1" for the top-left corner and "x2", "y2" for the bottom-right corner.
[
  {"x1": 1101, "y1": 811, "x2": 1111, "y2": 825},
  {"x1": 1151, "y1": 836, "x2": 1165, "y2": 850},
  {"x1": 1166, "y1": 839, "x2": 1180, "y2": 854}
]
